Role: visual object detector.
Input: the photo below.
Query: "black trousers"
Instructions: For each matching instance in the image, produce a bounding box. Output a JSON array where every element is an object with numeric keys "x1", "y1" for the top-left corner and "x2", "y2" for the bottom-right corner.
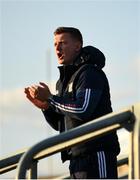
[{"x1": 69, "y1": 151, "x2": 118, "y2": 179}]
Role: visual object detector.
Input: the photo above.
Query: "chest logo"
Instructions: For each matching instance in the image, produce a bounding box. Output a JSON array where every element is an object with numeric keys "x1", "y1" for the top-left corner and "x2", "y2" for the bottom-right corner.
[{"x1": 68, "y1": 82, "x2": 73, "y2": 92}]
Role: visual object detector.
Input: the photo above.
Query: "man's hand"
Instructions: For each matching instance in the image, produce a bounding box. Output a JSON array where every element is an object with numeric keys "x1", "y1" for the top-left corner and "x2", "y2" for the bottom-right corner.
[
  {"x1": 34, "y1": 82, "x2": 52, "y2": 101},
  {"x1": 24, "y1": 82, "x2": 52, "y2": 110}
]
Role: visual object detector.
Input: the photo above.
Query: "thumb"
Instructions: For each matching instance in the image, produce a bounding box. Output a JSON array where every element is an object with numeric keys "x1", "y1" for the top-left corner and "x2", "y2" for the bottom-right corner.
[{"x1": 39, "y1": 82, "x2": 48, "y2": 88}]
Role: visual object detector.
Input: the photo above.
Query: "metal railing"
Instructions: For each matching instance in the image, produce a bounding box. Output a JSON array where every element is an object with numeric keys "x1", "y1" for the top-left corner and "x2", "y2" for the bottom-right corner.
[
  {"x1": 0, "y1": 149, "x2": 129, "y2": 178},
  {"x1": 16, "y1": 104, "x2": 139, "y2": 179},
  {"x1": 0, "y1": 103, "x2": 139, "y2": 179}
]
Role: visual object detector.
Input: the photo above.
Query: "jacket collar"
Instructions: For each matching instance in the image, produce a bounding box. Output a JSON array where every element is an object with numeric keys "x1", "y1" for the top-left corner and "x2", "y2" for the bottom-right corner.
[{"x1": 58, "y1": 65, "x2": 78, "y2": 82}]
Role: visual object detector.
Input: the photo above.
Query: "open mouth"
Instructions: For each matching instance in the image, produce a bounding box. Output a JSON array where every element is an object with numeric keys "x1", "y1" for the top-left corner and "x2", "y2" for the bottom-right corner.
[{"x1": 57, "y1": 52, "x2": 64, "y2": 59}]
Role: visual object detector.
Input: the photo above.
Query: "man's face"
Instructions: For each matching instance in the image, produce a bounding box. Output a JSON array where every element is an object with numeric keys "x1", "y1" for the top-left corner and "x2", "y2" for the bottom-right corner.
[{"x1": 54, "y1": 33, "x2": 81, "y2": 65}]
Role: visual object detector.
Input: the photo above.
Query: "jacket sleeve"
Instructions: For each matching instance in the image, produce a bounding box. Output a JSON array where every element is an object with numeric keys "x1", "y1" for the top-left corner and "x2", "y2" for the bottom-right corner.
[
  {"x1": 47, "y1": 67, "x2": 106, "y2": 121},
  {"x1": 42, "y1": 107, "x2": 64, "y2": 131}
]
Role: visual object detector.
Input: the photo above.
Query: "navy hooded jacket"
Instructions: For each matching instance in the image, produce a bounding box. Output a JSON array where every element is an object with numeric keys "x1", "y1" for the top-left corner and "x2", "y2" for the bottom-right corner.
[{"x1": 42, "y1": 46, "x2": 120, "y2": 162}]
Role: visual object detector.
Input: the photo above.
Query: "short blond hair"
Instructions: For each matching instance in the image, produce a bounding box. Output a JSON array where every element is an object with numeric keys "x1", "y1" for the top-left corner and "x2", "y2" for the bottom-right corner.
[{"x1": 54, "y1": 27, "x2": 83, "y2": 46}]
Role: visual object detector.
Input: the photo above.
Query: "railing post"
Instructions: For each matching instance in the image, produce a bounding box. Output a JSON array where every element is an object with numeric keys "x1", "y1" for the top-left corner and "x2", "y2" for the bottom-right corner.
[
  {"x1": 28, "y1": 160, "x2": 38, "y2": 179},
  {"x1": 129, "y1": 129, "x2": 134, "y2": 179},
  {"x1": 133, "y1": 103, "x2": 140, "y2": 179}
]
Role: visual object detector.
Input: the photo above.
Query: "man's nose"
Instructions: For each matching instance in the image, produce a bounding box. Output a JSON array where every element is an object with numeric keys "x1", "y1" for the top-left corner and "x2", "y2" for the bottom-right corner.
[{"x1": 56, "y1": 44, "x2": 62, "y2": 51}]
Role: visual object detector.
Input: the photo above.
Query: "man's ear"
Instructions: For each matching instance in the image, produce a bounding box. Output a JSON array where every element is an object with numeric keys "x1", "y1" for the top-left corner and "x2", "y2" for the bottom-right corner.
[{"x1": 75, "y1": 41, "x2": 82, "y2": 52}]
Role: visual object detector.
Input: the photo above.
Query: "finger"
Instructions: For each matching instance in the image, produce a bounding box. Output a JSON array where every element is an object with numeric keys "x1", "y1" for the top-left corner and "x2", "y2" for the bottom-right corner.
[
  {"x1": 26, "y1": 87, "x2": 35, "y2": 98},
  {"x1": 26, "y1": 93, "x2": 34, "y2": 101},
  {"x1": 29, "y1": 90, "x2": 36, "y2": 98},
  {"x1": 30, "y1": 87, "x2": 38, "y2": 95},
  {"x1": 28, "y1": 88, "x2": 35, "y2": 95},
  {"x1": 24, "y1": 87, "x2": 29, "y2": 93},
  {"x1": 25, "y1": 88, "x2": 34, "y2": 96},
  {"x1": 31, "y1": 86, "x2": 38, "y2": 91}
]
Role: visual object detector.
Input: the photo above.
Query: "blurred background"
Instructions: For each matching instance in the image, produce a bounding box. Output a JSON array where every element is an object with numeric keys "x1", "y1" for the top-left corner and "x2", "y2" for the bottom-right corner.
[{"x1": 0, "y1": 0, "x2": 140, "y2": 178}]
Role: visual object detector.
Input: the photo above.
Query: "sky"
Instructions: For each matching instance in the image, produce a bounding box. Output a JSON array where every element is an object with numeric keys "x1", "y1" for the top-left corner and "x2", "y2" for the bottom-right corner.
[{"x1": 0, "y1": 0, "x2": 140, "y2": 178}]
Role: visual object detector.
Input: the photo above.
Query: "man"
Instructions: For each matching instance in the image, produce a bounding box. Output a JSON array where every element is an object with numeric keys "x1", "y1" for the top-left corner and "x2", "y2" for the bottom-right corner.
[{"x1": 25, "y1": 27, "x2": 120, "y2": 179}]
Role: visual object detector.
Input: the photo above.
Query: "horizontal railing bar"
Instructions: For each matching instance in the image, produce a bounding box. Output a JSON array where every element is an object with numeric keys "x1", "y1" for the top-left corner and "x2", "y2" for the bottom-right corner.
[
  {"x1": 117, "y1": 155, "x2": 128, "y2": 166},
  {"x1": 119, "y1": 173, "x2": 128, "y2": 179},
  {"x1": 16, "y1": 110, "x2": 134, "y2": 178},
  {"x1": 0, "y1": 152, "x2": 24, "y2": 168},
  {"x1": 0, "y1": 164, "x2": 18, "y2": 175},
  {"x1": 0, "y1": 150, "x2": 26, "y2": 174},
  {"x1": 35, "y1": 124, "x2": 120, "y2": 160}
]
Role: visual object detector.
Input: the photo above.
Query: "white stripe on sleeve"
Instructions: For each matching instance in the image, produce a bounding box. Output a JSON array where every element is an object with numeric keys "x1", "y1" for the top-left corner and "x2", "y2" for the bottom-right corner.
[{"x1": 50, "y1": 89, "x2": 91, "y2": 113}]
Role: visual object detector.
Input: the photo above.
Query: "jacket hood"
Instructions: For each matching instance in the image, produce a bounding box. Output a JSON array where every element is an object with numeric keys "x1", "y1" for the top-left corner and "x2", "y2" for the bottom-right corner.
[{"x1": 74, "y1": 46, "x2": 105, "y2": 69}]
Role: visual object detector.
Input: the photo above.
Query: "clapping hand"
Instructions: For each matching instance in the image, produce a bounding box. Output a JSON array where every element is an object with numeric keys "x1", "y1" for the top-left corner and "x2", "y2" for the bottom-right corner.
[{"x1": 24, "y1": 82, "x2": 52, "y2": 110}]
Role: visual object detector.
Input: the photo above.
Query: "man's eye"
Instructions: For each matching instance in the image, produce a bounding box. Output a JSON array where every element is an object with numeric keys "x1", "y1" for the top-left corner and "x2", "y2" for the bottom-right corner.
[{"x1": 60, "y1": 42, "x2": 64, "y2": 45}]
